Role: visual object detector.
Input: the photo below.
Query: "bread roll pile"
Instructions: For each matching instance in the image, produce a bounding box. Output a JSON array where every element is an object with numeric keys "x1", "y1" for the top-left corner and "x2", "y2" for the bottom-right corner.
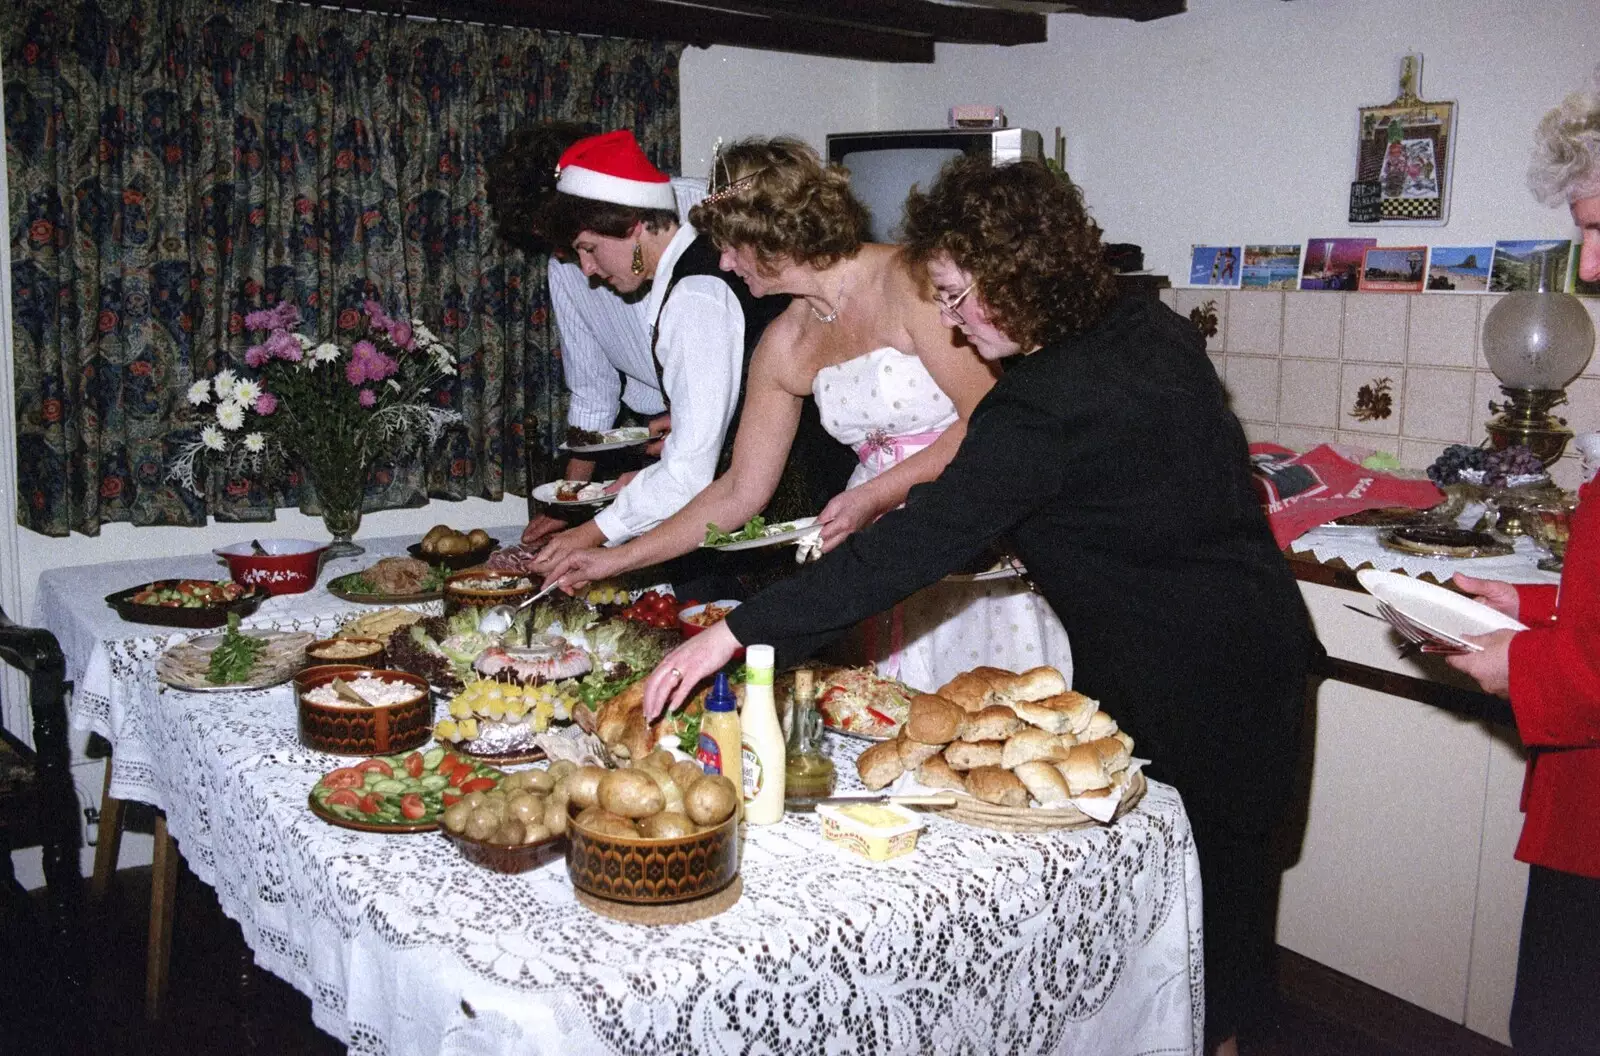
[{"x1": 855, "y1": 666, "x2": 1135, "y2": 809}]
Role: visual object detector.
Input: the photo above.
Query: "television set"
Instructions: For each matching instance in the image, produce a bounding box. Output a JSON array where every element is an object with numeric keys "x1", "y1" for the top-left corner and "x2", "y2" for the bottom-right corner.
[{"x1": 826, "y1": 128, "x2": 1044, "y2": 242}]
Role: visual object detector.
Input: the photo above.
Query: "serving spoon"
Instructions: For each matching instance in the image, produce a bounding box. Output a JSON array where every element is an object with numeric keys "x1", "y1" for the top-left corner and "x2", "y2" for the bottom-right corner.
[{"x1": 477, "y1": 579, "x2": 565, "y2": 639}]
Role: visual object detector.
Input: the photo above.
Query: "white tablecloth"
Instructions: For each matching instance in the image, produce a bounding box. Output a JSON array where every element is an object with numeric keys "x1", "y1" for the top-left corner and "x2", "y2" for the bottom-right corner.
[{"x1": 36, "y1": 532, "x2": 1205, "y2": 1056}]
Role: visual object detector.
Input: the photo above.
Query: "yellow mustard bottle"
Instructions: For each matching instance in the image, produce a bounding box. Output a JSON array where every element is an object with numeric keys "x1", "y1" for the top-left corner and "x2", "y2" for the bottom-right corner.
[
  {"x1": 695, "y1": 672, "x2": 741, "y2": 805},
  {"x1": 740, "y1": 644, "x2": 787, "y2": 824}
]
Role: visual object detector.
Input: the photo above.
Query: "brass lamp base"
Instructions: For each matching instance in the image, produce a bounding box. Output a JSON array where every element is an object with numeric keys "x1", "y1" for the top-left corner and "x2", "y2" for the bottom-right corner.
[{"x1": 1485, "y1": 387, "x2": 1573, "y2": 466}]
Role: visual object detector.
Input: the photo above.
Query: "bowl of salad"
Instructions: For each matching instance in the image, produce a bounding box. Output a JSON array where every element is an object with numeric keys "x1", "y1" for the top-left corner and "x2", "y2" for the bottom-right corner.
[{"x1": 104, "y1": 578, "x2": 265, "y2": 628}]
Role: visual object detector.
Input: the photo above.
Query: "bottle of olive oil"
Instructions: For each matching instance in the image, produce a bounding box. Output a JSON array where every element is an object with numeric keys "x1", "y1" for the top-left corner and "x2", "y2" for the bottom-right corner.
[
  {"x1": 740, "y1": 645, "x2": 787, "y2": 824},
  {"x1": 784, "y1": 668, "x2": 835, "y2": 812}
]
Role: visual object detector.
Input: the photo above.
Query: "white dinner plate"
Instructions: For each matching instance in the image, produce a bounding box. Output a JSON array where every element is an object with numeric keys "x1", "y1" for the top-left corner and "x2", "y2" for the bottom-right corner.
[
  {"x1": 559, "y1": 427, "x2": 651, "y2": 454},
  {"x1": 531, "y1": 480, "x2": 617, "y2": 507},
  {"x1": 946, "y1": 559, "x2": 1028, "y2": 583},
  {"x1": 702, "y1": 516, "x2": 821, "y2": 552},
  {"x1": 1355, "y1": 569, "x2": 1527, "y2": 645}
]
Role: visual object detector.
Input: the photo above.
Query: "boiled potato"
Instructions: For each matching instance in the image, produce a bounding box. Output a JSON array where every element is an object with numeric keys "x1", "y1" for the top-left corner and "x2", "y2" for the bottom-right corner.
[
  {"x1": 567, "y1": 766, "x2": 607, "y2": 810},
  {"x1": 640, "y1": 768, "x2": 684, "y2": 814},
  {"x1": 641, "y1": 748, "x2": 676, "y2": 772},
  {"x1": 670, "y1": 760, "x2": 707, "y2": 798},
  {"x1": 434, "y1": 533, "x2": 471, "y2": 556},
  {"x1": 684, "y1": 774, "x2": 739, "y2": 827},
  {"x1": 523, "y1": 769, "x2": 556, "y2": 794},
  {"x1": 573, "y1": 806, "x2": 638, "y2": 838},
  {"x1": 598, "y1": 769, "x2": 665, "y2": 819},
  {"x1": 442, "y1": 801, "x2": 473, "y2": 834},
  {"x1": 547, "y1": 760, "x2": 577, "y2": 784},
  {"x1": 464, "y1": 808, "x2": 499, "y2": 841},
  {"x1": 467, "y1": 528, "x2": 492, "y2": 549},
  {"x1": 522, "y1": 822, "x2": 552, "y2": 845},
  {"x1": 543, "y1": 794, "x2": 568, "y2": 836},
  {"x1": 638, "y1": 812, "x2": 696, "y2": 840},
  {"x1": 422, "y1": 524, "x2": 453, "y2": 552},
  {"x1": 508, "y1": 793, "x2": 544, "y2": 825},
  {"x1": 492, "y1": 818, "x2": 526, "y2": 846}
]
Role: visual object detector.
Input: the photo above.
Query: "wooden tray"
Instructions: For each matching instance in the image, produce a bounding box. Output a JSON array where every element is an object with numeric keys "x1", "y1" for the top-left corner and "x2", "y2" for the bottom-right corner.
[{"x1": 942, "y1": 770, "x2": 1147, "y2": 832}]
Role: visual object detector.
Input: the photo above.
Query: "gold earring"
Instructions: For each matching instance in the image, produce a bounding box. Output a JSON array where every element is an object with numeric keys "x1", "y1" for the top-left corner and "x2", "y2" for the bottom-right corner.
[{"x1": 631, "y1": 243, "x2": 645, "y2": 275}]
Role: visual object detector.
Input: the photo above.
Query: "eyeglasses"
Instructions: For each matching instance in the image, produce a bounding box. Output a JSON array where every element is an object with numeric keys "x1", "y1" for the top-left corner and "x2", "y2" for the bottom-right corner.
[{"x1": 933, "y1": 280, "x2": 977, "y2": 321}]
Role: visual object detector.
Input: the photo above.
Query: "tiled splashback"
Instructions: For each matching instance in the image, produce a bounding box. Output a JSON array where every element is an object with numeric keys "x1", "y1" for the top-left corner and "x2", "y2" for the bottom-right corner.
[{"x1": 1162, "y1": 288, "x2": 1600, "y2": 491}]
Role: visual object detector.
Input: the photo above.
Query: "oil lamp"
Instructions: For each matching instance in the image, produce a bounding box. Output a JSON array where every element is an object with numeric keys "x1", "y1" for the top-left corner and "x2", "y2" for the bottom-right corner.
[{"x1": 1481, "y1": 246, "x2": 1596, "y2": 464}]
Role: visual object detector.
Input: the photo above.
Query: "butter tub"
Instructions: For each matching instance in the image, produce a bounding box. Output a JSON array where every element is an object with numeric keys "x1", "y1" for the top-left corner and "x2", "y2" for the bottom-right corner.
[{"x1": 816, "y1": 801, "x2": 924, "y2": 862}]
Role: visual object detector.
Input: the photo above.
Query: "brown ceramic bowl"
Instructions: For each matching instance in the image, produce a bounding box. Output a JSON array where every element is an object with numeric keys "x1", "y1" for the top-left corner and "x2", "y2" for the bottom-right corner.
[
  {"x1": 295, "y1": 666, "x2": 432, "y2": 756},
  {"x1": 442, "y1": 570, "x2": 541, "y2": 618},
  {"x1": 305, "y1": 636, "x2": 387, "y2": 668},
  {"x1": 565, "y1": 805, "x2": 740, "y2": 905},
  {"x1": 442, "y1": 827, "x2": 565, "y2": 874}
]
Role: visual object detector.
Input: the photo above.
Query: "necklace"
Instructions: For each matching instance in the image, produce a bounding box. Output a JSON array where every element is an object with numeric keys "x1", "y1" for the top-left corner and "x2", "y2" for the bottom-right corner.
[{"x1": 807, "y1": 273, "x2": 849, "y2": 324}]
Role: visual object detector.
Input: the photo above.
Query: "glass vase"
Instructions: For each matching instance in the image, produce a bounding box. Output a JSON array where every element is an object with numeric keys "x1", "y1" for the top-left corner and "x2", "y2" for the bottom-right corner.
[{"x1": 304, "y1": 458, "x2": 367, "y2": 559}]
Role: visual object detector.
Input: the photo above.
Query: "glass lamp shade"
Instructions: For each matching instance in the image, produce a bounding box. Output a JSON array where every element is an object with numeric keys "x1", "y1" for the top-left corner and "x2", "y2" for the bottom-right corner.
[{"x1": 1481, "y1": 251, "x2": 1595, "y2": 390}]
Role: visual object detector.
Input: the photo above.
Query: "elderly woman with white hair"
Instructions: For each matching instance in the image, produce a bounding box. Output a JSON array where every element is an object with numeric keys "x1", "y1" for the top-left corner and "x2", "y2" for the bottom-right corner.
[{"x1": 1448, "y1": 66, "x2": 1600, "y2": 1056}]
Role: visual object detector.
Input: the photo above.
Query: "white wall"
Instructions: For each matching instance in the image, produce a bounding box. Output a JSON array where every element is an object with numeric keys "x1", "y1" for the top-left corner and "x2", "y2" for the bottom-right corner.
[{"x1": 682, "y1": 0, "x2": 1600, "y2": 280}]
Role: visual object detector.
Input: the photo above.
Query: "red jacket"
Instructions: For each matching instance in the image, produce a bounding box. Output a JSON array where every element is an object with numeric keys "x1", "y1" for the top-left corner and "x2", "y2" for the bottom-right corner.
[{"x1": 1509, "y1": 475, "x2": 1600, "y2": 878}]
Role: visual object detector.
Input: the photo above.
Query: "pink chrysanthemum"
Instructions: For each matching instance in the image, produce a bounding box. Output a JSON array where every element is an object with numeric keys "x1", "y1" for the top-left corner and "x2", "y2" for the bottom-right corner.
[
  {"x1": 244, "y1": 344, "x2": 269, "y2": 367},
  {"x1": 358, "y1": 388, "x2": 377, "y2": 408},
  {"x1": 255, "y1": 392, "x2": 278, "y2": 415},
  {"x1": 265, "y1": 329, "x2": 302, "y2": 362}
]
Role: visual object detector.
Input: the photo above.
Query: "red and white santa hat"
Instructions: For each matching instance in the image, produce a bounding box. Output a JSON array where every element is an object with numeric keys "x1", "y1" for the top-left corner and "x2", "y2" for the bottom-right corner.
[{"x1": 555, "y1": 130, "x2": 676, "y2": 211}]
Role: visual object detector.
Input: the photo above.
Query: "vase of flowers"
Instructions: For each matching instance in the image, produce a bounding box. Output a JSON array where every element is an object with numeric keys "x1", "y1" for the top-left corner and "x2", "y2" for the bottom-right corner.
[{"x1": 170, "y1": 301, "x2": 460, "y2": 557}]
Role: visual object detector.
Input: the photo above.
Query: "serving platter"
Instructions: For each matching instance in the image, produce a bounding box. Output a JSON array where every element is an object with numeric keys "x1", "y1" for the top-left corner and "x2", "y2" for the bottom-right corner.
[
  {"x1": 405, "y1": 539, "x2": 498, "y2": 570},
  {"x1": 1379, "y1": 526, "x2": 1513, "y2": 559},
  {"x1": 1355, "y1": 569, "x2": 1527, "y2": 645},
  {"x1": 326, "y1": 572, "x2": 443, "y2": 605},
  {"x1": 702, "y1": 516, "x2": 820, "y2": 552},
  {"x1": 307, "y1": 790, "x2": 439, "y2": 834},
  {"x1": 532, "y1": 480, "x2": 618, "y2": 507},
  {"x1": 560, "y1": 427, "x2": 651, "y2": 454},
  {"x1": 306, "y1": 748, "x2": 507, "y2": 833},
  {"x1": 105, "y1": 579, "x2": 266, "y2": 629},
  {"x1": 156, "y1": 629, "x2": 314, "y2": 692}
]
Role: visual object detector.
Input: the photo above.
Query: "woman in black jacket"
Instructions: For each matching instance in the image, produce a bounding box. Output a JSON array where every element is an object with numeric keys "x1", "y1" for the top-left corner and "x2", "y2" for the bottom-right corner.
[{"x1": 642, "y1": 156, "x2": 1316, "y2": 1056}]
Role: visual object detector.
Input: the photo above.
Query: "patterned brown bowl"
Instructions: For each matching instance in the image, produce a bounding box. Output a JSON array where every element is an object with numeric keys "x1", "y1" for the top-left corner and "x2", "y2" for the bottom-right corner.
[
  {"x1": 442, "y1": 827, "x2": 565, "y2": 874},
  {"x1": 441, "y1": 570, "x2": 542, "y2": 617},
  {"x1": 304, "y1": 636, "x2": 386, "y2": 668},
  {"x1": 565, "y1": 806, "x2": 740, "y2": 905},
  {"x1": 295, "y1": 665, "x2": 432, "y2": 756}
]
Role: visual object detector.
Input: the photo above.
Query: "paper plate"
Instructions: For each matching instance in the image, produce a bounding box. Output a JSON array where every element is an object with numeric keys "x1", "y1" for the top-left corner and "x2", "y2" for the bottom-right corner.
[
  {"x1": 702, "y1": 516, "x2": 820, "y2": 552},
  {"x1": 560, "y1": 428, "x2": 651, "y2": 454},
  {"x1": 532, "y1": 480, "x2": 617, "y2": 507},
  {"x1": 1355, "y1": 569, "x2": 1527, "y2": 644}
]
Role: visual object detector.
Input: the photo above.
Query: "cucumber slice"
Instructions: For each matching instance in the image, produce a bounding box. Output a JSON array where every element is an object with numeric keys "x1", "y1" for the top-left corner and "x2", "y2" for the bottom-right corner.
[
  {"x1": 419, "y1": 774, "x2": 449, "y2": 791},
  {"x1": 422, "y1": 747, "x2": 445, "y2": 769},
  {"x1": 371, "y1": 778, "x2": 407, "y2": 795}
]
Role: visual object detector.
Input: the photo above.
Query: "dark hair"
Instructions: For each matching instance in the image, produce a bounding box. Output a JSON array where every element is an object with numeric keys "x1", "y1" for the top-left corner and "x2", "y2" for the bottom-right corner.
[
  {"x1": 484, "y1": 121, "x2": 596, "y2": 255},
  {"x1": 902, "y1": 157, "x2": 1116, "y2": 349},
  {"x1": 540, "y1": 193, "x2": 679, "y2": 250},
  {"x1": 688, "y1": 137, "x2": 867, "y2": 274}
]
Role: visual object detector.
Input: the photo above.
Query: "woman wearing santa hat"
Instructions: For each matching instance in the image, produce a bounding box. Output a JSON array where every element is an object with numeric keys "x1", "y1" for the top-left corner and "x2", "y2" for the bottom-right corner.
[{"x1": 529, "y1": 129, "x2": 844, "y2": 574}]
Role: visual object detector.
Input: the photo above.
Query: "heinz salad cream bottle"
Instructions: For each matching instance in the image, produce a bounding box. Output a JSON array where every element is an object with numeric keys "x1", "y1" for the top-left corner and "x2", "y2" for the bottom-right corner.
[{"x1": 740, "y1": 645, "x2": 786, "y2": 824}]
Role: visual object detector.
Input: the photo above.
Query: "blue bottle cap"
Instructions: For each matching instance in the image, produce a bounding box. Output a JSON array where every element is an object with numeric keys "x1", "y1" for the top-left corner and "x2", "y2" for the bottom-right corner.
[{"x1": 704, "y1": 671, "x2": 736, "y2": 712}]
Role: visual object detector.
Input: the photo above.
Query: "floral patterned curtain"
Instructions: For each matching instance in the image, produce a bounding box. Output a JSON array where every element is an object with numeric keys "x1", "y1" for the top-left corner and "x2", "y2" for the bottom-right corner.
[{"x1": 4, "y1": 0, "x2": 682, "y2": 535}]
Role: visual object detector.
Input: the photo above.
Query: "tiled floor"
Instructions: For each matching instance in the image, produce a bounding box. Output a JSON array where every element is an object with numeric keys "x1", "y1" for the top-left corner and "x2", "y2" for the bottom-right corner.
[{"x1": 6, "y1": 861, "x2": 1512, "y2": 1056}]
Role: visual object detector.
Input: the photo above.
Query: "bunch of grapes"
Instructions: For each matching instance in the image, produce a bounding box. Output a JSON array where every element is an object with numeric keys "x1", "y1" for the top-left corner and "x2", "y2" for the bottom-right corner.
[
  {"x1": 1483, "y1": 445, "x2": 1546, "y2": 486},
  {"x1": 1426, "y1": 444, "x2": 1488, "y2": 485}
]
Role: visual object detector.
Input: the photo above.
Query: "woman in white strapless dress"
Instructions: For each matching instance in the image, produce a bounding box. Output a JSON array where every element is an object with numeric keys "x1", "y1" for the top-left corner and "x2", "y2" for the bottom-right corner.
[
  {"x1": 812, "y1": 348, "x2": 1071, "y2": 690},
  {"x1": 540, "y1": 137, "x2": 1071, "y2": 689}
]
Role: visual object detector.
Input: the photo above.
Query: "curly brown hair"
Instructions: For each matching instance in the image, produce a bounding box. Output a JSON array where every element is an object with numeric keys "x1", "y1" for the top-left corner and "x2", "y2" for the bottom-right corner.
[
  {"x1": 688, "y1": 137, "x2": 868, "y2": 274},
  {"x1": 484, "y1": 121, "x2": 595, "y2": 255},
  {"x1": 902, "y1": 157, "x2": 1116, "y2": 349}
]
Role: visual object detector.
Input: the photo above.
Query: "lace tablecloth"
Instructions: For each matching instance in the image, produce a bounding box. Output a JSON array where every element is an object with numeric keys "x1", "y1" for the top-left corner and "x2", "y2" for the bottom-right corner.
[
  {"x1": 37, "y1": 534, "x2": 1204, "y2": 1055},
  {"x1": 1287, "y1": 525, "x2": 1561, "y2": 585}
]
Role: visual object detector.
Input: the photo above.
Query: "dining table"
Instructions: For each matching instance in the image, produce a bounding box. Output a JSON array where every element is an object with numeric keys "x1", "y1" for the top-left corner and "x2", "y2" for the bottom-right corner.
[{"x1": 35, "y1": 527, "x2": 1205, "y2": 1055}]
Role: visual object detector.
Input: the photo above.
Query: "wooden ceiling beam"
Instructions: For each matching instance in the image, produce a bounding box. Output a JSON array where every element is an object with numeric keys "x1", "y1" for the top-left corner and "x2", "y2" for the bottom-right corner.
[
  {"x1": 350, "y1": 0, "x2": 936, "y2": 61},
  {"x1": 682, "y1": 0, "x2": 1048, "y2": 46}
]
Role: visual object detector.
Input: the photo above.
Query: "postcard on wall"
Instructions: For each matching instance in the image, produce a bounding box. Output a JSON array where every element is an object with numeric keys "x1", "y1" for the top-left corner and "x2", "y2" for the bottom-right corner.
[
  {"x1": 1427, "y1": 246, "x2": 1492, "y2": 293},
  {"x1": 1359, "y1": 246, "x2": 1428, "y2": 292},
  {"x1": 1489, "y1": 240, "x2": 1573, "y2": 293},
  {"x1": 1241, "y1": 245, "x2": 1303, "y2": 289},
  {"x1": 1574, "y1": 255, "x2": 1600, "y2": 297},
  {"x1": 1350, "y1": 54, "x2": 1457, "y2": 226},
  {"x1": 1300, "y1": 238, "x2": 1378, "y2": 290},
  {"x1": 1189, "y1": 246, "x2": 1243, "y2": 287}
]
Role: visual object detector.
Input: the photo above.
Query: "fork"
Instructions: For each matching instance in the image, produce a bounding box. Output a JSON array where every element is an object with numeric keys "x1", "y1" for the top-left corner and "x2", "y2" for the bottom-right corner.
[{"x1": 1375, "y1": 601, "x2": 1471, "y2": 656}]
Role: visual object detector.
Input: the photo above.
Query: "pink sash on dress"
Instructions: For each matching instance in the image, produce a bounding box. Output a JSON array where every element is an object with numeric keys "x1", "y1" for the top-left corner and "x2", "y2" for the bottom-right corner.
[{"x1": 852, "y1": 428, "x2": 947, "y2": 680}]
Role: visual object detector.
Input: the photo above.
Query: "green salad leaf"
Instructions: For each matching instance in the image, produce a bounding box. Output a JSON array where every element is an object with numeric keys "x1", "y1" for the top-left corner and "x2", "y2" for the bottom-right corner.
[
  {"x1": 704, "y1": 515, "x2": 774, "y2": 546},
  {"x1": 207, "y1": 613, "x2": 266, "y2": 685}
]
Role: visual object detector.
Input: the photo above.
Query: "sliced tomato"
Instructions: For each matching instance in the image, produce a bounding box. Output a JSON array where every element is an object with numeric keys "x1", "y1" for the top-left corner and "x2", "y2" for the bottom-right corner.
[
  {"x1": 399, "y1": 794, "x2": 426, "y2": 820},
  {"x1": 448, "y1": 765, "x2": 473, "y2": 788},
  {"x1": 442, "y1": 791, "x2": 461, "y2": 808},
  {"x1": 458, "y1": 776, "x2": 497, "y2": 795},
  {"x1": 437, "y1": 754, "x2": 461, "y2": 779},
  {"x1": 325, "y1": 788, "x2": 360, "y2": 808},
  {"x1": 322, "y1": 767, "x2": 363, "y2": 791},
  {"x1": 356, "y1": 758, "x2": 393, "y2": 777},
  {"x1": 358, "y1": 793, "x2": 382, "y2": 815},
  {"x1": 402, "y1": 752, "x2": 424, "y2": 779},
  {"x1": 866, "y1": 707, "x2": 897, "y2": 728}
]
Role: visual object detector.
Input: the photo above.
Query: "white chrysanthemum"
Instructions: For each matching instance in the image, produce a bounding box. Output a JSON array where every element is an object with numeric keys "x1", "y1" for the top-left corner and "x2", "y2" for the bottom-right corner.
[
  {"x1": 232, "y1": 379, "x2": 261, "y2": 406},
  {"x1": 187, "y1": 380, "x2": 212, "y2": 405},
  {"x1": 200, "y1": 425, "x2": 226, "y2": 452},
  {"x1": 296, "y1": 333, "x2": 314, "y2": 349},
  {"x1": 387, "y1": 379, "x2": 401, "y2": 392},
  {"x1": 216, "y1": 401, "x2": 245, "y2": 431},
  {"x1": 313, "y1": 342, "x2": 341, "y2": 363},
  {"x1": 213, "y1": 369, "x2": 238, "y2": 393},
  {"x1": 413, "y1": 322, "x2": 439, "y2": 346},
  {"x1": 243, "y1": 432, "x2": 265, "y2": 453}
]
